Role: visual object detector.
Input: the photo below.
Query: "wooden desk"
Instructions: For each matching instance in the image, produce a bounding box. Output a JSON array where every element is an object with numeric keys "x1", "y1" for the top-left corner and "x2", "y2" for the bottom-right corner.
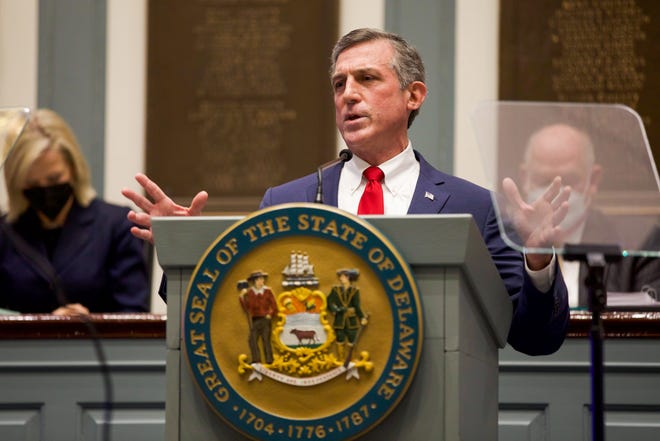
[
  {"x1": 500, "y1": 310, "x2": 660, "y2": 441},
  {"x1": 1, "y1": 311, "x2": 658, "y2": 441},
  {"x1": 0, "y1": 314, "x2": 167, "y2": 441}
]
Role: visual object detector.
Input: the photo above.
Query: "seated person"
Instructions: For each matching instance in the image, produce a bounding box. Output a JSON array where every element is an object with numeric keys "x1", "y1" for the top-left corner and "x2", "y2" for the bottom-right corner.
[
  {"x1": 609, "y1": 223, "x2": 660, "y2": 302},
  {"x1": 0, "y1": 108, "x2": 149, "y2": 315},
  {"x1": 519, "y1": 123, "x2": 660, "y2": 306}
]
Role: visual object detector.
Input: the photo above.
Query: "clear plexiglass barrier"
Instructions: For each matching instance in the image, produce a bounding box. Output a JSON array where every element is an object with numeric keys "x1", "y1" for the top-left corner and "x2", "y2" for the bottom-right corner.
[{"x1": 471, "y1": 102, "x2": 660, "y2": 260}]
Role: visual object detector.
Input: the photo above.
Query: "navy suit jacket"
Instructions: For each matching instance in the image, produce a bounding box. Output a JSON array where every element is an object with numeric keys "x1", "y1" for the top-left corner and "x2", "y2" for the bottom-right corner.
[
  {"x1": 0, "y1": 199, "x2": 150, "y2": 313},
  {"x1": 261, "y1": 151, "x2": 569, "y2": 355}
]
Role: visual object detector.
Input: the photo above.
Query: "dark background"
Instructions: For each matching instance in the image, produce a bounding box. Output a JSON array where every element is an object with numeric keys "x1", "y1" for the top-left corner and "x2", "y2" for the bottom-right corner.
[{"x1": 499, "y1": 0, "x2": 660, "y2": 173}]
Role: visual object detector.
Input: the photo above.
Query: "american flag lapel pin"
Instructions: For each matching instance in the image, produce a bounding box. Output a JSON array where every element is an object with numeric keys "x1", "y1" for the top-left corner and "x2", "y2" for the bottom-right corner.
[{"x1": 424, "y1": 191, "x2": 434, "y2": 201}]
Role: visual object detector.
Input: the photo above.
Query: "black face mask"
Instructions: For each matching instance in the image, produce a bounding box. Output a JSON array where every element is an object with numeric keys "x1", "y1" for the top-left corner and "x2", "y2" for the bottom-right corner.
[{"x1": 23, "y1": 182, "x2": 74, "y2": 220}]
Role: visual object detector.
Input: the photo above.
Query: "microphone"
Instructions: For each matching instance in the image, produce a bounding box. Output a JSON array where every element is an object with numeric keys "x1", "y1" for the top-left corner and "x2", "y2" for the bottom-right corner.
[{"x1": 315, "y1": 149, "x2": 353, "y2": 204}]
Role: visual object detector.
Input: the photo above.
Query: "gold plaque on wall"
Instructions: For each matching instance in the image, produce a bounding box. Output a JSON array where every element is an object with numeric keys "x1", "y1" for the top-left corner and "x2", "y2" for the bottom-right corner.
[
  {"x1": 147, "y1": 0, "x2": 339, "y2": 212},
  {"x1": 499, "y1": 0, "x2": 660, "y2": 170}
]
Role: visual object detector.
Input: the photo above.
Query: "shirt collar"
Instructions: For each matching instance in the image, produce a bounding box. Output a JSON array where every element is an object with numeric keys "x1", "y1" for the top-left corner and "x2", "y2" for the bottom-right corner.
[{"x1": 343, "y1": 142, "x2": 417, "y2": 196}]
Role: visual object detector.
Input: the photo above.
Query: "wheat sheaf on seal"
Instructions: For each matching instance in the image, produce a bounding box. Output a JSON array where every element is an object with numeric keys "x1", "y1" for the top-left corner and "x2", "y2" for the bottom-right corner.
[{"x1": 237, "y1": 251, "x2": 373, "y2": 385}]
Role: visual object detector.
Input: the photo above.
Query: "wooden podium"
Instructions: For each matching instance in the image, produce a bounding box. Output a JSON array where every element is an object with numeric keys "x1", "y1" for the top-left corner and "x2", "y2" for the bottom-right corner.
[{"x1": 152, "y1": 214, "x2": 512, "y2": 441}]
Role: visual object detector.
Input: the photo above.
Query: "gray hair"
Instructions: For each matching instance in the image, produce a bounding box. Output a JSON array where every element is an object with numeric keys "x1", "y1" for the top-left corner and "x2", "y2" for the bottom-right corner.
[{"x1": 330, "y1": 28, "x2": 426, "y2": 128}]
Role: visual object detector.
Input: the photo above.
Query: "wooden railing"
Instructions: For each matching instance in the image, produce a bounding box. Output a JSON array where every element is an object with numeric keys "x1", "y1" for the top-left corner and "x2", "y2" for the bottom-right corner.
[
  {"x1": 567, "y1": 310, "x2": 660, "y2": 338},
  {"x1": 0, "y1": 313, "x2": 166, "y2": 339},
  {"x1": 1, "y1": 310, "x2": 659, "y2": 339}
]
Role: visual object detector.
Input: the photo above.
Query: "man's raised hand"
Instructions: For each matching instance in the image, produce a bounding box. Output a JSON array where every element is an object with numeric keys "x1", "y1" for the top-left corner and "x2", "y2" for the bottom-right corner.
[{"x1": 121, "y1": 173, "x2": 208, "y2": 244}]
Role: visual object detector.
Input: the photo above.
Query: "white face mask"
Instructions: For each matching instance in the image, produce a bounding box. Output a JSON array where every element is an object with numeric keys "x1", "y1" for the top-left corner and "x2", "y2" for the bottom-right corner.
[{"x1": 526, "y1": 185, "x2": 590, "y2": 233}]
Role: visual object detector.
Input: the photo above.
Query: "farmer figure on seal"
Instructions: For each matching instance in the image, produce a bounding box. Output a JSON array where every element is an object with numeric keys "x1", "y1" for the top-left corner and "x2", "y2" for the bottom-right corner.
[{"x1": 239, "y1": 270, "x2": 277, "y2": 364}]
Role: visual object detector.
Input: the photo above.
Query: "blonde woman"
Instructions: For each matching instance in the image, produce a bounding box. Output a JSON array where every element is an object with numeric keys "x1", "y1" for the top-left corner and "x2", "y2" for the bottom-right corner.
[{"x1": 0, "y1": 108, "x2": 149, "y2": 314}]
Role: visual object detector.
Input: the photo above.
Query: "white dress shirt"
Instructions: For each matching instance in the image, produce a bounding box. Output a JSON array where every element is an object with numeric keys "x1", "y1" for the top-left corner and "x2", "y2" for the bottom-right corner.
[
  {"x1": 337, "y1": 142, "x2": 419, "y2": 215},
  {"x1": 559, "y1": 223, "x2": 587, "y2": 307}
]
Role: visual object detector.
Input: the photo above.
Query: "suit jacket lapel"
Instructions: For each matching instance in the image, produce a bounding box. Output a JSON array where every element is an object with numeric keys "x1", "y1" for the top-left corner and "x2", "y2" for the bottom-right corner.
[
  {"x1": 304, "y1": 182, "x2": 317, "y2": 203},
  {"x1": 8, "y1": 213, "x2": 53, "y2": 280},
  {"x1": 52, "y1": 202, "x2": 95, "y2": 271},
  {"x1": 10, "y1": 204, "x2": 94, "y2": 282},
  {"x1": 304, "y1": 163, "x2": 343, "y2": 206},
  {"x1": 408, "y1": 151, "x2": 449, "y2": 214}
]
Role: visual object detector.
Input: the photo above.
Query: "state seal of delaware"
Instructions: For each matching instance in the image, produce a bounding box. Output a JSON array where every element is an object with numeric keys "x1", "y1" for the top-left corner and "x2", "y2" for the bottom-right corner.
[{"x1": 183, "y1": 203, "x2": 423, "y2": 441}]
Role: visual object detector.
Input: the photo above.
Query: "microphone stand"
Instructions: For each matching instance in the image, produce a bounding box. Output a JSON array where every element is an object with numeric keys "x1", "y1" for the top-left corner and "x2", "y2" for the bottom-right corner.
[
  {"x1": 315, "y1": 149, "x2": 352, "y2": 204},
  {"x1": 564, "y1": 243, "x2": 622, "y2": 441}
]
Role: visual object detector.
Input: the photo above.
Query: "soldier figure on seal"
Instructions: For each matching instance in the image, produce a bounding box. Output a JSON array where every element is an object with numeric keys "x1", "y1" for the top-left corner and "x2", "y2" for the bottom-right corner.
[{"x1": 327, "y1": 268, "x2": 368, "y2": 360}]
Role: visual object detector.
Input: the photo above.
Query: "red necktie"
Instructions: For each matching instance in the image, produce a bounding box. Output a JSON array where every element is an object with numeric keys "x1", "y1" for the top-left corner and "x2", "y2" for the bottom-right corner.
[{"x1": 358, "y1": 166, "x2": 384, "y2": 214}]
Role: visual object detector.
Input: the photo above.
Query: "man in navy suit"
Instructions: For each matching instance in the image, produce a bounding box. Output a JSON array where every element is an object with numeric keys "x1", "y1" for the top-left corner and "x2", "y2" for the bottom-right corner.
[{"x1": 123, "y1": 28, "x2": 569, "y2": 356}]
